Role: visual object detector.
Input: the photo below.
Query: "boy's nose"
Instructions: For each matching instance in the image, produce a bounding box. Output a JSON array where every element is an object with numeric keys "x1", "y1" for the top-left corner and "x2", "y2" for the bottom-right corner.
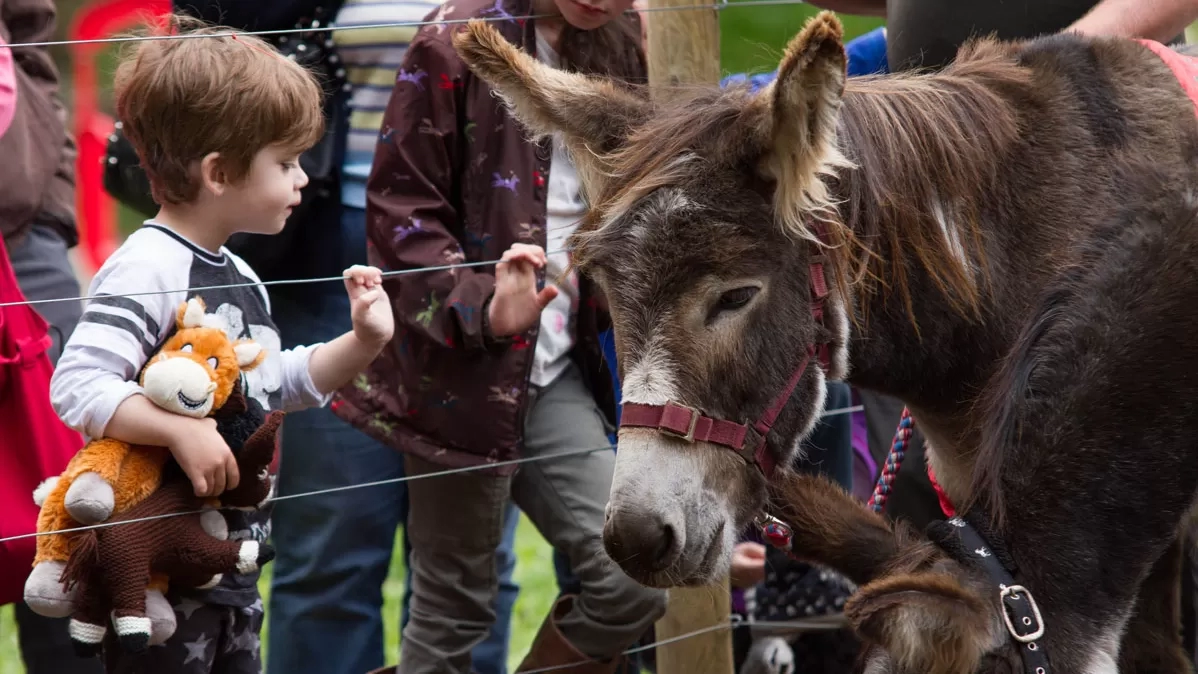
[{"x1": 296, "y1": 167, "x2": 310, "y2": 190}]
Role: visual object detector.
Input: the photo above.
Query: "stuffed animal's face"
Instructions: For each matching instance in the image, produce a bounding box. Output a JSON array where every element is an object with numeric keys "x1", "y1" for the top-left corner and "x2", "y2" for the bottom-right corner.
[{"x1": 139, "y1": 298, "x2": 266, "y2": 418}]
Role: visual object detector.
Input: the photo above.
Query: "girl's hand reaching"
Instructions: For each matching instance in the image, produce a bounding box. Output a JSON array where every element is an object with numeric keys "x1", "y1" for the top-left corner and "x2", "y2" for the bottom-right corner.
[{"x1": 488, "y1": 244, "x2": 558, "y2": 337}]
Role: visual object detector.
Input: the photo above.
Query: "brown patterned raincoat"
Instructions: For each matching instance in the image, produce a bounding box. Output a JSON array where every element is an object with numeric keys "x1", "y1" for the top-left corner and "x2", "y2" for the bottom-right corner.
[{"x1": 332, "y1": 0, "x2": 646, "y2": 472}]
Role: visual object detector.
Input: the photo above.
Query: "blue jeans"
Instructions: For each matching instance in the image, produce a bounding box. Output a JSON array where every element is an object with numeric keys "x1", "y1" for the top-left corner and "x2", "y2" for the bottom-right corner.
[{"x1": 266, "y1": 205, "x2": 521, "y2": 674}]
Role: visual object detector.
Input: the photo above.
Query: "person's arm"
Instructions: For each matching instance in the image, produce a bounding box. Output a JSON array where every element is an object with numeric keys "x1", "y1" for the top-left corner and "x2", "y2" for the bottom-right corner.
[
  {"x1": 301, "y1": 266, "x2": 394, "y2": 398},
  {"x1": 367, "y1": 33, "x2": 501, "y2": 350},
  {"x1": 805, "y1": 0, "x2": 887, "y2": 17},
  {"x1": 49, "y1": 256, "x2": 237, "y2": 497},
  {"x1": 1067, "y1": 0, "x2": 1198, "y2": 41}
]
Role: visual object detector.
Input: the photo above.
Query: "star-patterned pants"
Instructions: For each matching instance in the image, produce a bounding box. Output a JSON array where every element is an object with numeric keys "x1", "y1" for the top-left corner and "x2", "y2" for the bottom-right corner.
[{"x1": 101, "y1": 595, "x2": 265, "y2": 674}]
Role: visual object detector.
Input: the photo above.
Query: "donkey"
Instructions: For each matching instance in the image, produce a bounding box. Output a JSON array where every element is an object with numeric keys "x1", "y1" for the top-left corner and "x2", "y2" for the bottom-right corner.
[{"x1": 452, "y1": 12, "x2": 1198, "y2": 674}]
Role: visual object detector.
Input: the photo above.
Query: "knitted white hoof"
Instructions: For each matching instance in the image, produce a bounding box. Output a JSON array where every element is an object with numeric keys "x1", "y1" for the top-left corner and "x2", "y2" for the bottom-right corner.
[
  {"x1": 146, "y1": 589, "x2": 177, "y2": 645},
  {"x1": 24, "y1": 561, "x2": 76, "y2": 618},
  {"x1": 64, "y1": 471, "x2": 115, "y2": 524},
  {"x1": 114, "y1": 615, "x2": 153, "y2": 654},
  {"x1": 69, "y1": 619, "x2": 106, "y2": 657},
  {"x1": 236, "y1": 541, "x2": 261, "y2": 574}
]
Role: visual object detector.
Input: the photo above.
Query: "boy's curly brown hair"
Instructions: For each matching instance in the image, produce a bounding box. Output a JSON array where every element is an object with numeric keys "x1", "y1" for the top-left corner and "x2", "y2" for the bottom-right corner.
[{"x1": 114, "y1": 15, "x2": 325, "y2": 205}]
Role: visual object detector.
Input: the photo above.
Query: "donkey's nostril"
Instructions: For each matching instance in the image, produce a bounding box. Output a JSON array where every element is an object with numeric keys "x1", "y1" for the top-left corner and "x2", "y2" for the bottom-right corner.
[
  {"x1": 653, "y1": 524, "x2": 677, "y2": 569},
  {"x1": 603, "y1": 509, "x2": 683, "y2": 578}
]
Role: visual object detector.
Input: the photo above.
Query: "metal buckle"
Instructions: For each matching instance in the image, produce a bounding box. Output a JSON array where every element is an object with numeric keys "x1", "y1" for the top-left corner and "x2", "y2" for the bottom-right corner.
[
  {"x1": 999, "y1": 584, "x2": 1045, "y2": 643},
  {"x1": 659, "y1": 403, "x2": 699, "y2": 443},
  {"x1": 736, "y1": 426, "x2": 765, "y2": 466}
]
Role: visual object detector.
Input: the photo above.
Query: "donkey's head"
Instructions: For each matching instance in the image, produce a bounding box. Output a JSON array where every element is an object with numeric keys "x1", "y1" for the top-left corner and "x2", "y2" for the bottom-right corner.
[{"x1": 455, "y1": 12, "x2": 854, "y2": 586}]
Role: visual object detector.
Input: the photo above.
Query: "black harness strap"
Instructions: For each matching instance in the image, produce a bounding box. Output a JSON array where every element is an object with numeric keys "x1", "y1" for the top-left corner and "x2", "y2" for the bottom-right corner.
[{"x1": 927, "y1": 515, "x2": 1051, "y2": 674}]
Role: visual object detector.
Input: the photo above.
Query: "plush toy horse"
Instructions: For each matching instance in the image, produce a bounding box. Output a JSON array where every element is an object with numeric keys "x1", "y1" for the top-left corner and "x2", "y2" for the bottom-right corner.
[
  {"x1": 24, "y1": 297, "x2": 267, "y2": 644},
  {"x1": 60, "y1": 407, "x2": 282, "y2": 656}
]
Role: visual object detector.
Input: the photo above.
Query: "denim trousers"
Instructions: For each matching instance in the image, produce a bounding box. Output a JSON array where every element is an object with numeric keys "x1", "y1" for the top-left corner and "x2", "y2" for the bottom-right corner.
[{"x1": 265, "y1": 205, "x2": 522, "y2": 674}]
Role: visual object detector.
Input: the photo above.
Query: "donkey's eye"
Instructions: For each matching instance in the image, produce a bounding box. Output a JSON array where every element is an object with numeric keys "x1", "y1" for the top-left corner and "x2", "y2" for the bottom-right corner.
[
  {"x1": 181, "y1": 344, "x2": 194, "y2": 352},
  {"x1": 712, "y1": 286, "x2": 759, "y2": 317},
  {"x1": 207, "y1": 357, "x2": 220, "y2": 369}
]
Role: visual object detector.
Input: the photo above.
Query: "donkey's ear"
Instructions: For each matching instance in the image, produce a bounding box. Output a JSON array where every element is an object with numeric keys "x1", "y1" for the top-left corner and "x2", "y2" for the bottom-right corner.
[
  {"x1": 845, "y1": 572, "x2": 996, "y2": 674},
  {"x1": 452, "y1": 20, "x2": 650, "y2": 184},
  {"x1": 769, "y1": 11, "x2": 846, "y2": 151},
  {"x1": 759, "y1": 11, "x2": 850, "y2": 234}
]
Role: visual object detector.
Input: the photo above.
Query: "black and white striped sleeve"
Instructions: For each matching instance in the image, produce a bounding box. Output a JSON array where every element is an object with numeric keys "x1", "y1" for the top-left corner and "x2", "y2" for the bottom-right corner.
[{"x1": 49, "y1": 241, "x2": 185, "y2": 439}]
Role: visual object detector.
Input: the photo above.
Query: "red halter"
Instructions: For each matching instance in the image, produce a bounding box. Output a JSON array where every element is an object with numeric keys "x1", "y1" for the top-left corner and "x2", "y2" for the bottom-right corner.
[{"x1": 618, "y1": 236, "x2": 833, "y2": 480}]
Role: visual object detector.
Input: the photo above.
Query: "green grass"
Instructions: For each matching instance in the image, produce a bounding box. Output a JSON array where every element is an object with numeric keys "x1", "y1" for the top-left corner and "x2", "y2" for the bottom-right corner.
[
  {"x1": 0, "y1": 515, "x2": 560, "y2": 672},
  {"x1": 721, "y1": 2, "x2": 884, "y2": 76}
]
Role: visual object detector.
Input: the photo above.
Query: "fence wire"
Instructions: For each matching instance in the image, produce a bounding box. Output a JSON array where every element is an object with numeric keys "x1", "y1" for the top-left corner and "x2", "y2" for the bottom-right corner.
[
  {"x1": 1, "y1": 0, "x2": 810, "y2": 50},
  {"x1": 0, "y1": 1, "x2": 874, "y2": 661}
]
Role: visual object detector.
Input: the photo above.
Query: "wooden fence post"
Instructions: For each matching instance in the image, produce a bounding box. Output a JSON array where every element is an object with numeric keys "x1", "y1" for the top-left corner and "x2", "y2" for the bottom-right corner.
[{"x1": 642, "y1": 1, "x2": 734, "y2": 673}]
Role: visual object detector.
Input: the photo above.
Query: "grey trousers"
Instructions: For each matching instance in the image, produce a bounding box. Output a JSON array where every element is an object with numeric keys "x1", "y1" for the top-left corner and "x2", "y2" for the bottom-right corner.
[{"x1": 400, "y1": 363, "x2": 667, "y2": 673}]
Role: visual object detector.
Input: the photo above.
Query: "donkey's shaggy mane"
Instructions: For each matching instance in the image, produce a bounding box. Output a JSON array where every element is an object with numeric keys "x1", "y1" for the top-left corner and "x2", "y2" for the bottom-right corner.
[{"x1": 572, "y1": 38, "x2": 1031, "y2": 328}]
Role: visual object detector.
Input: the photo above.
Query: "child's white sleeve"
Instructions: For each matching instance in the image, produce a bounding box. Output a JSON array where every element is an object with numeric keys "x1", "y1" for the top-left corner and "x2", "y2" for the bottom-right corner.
[
  {"x1": 278, "y1": 344, "x2": 333, "y2": 411},
  {"x1": 49, "y1": 262, "x2": 180, "y2": 439}
]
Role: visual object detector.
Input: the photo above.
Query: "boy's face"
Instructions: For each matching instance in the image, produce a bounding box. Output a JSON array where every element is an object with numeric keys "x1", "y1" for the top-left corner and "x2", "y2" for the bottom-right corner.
[{"x1": 225, "y1": 144, "x2": 308, "y2": 236}]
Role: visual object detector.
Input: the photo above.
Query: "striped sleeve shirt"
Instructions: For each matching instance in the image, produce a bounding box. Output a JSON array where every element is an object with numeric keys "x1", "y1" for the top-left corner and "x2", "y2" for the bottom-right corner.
[{"x1": 50, "y1": 223, "x2": 329, "y2": 440}]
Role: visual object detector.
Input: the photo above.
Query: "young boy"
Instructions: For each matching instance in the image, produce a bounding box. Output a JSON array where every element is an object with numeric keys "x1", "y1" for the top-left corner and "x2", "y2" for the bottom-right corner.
[{"x1": 45, "y1": 18, "x2": 395, "y2": 673}]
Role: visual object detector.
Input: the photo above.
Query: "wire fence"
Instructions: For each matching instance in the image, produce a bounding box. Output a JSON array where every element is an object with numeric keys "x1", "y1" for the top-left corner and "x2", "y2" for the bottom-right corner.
[
  {"x1": 0, "y1": 0, "x2": 811, "y2": 50},
  {"x1": 0, "y1": 0, "x2": 875, "y2": 663}
]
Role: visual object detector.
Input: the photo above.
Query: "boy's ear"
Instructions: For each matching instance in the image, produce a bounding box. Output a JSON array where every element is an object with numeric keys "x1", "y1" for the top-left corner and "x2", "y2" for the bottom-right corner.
[{"x1": 199, "y1": 152, "x2": 229, "y2": 196}]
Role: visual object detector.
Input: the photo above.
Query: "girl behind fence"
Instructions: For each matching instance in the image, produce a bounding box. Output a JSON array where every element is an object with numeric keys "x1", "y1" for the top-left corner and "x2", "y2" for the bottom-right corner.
[{"x1": 332, "y1": 0, "x2": 667, "y2": 671}]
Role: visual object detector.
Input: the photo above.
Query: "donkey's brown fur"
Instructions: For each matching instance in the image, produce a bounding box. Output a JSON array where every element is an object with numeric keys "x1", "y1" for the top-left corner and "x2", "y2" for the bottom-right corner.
[{"x1": 453, "y1": 11, "x2": 1198, "y2": 674}]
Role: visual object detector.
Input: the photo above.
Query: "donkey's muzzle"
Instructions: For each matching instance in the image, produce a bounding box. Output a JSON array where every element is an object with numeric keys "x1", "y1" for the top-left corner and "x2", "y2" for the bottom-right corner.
[{"x1": 602, "y1": 507, "x2": 682, "y2": 582}]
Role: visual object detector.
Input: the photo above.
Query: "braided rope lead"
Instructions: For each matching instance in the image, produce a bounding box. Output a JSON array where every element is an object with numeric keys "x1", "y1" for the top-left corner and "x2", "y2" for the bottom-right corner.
[{"x1": 866, "y1": 407, "x2": 914, "y2": 513}]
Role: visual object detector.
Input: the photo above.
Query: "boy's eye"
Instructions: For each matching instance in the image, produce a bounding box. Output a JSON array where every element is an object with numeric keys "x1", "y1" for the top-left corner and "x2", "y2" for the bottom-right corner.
[{"x1": 282, "y1": 161, "x2": 300, "y2": 171}]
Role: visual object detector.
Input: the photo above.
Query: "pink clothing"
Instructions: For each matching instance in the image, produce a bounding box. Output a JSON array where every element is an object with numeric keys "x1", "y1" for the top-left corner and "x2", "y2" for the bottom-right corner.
[
  {"x1": 1138, "y1": 39, "x2": 1198, "y2": 118},
  {"x1": 0, "y1": 37, "x2": 14, "y2": 136}
]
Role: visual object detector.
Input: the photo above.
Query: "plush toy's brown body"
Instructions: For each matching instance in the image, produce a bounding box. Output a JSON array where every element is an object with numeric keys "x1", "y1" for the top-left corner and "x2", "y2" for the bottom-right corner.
[
  {"x1": 25, "y1": 297, "x2": 268, "y2": 642},
  {"x1": 61, "y1": 410, "x2": 283, "y2": 656}
]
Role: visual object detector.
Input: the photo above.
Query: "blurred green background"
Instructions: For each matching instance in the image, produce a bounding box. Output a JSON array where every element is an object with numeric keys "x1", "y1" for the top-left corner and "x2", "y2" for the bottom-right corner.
[{"x1": 0, "y1": 3, "x2": 877, "y2": 672}]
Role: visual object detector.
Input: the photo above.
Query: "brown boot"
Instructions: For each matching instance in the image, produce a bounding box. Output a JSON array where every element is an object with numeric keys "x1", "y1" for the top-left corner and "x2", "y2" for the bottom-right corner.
[{"x1": 517, "y1": 595, "x2": 630, "y2": 673}]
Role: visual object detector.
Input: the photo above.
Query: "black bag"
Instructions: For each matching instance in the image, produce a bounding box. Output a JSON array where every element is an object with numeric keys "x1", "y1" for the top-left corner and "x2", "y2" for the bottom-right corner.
[{"x1": 102, "y1": 3, "x2": 349, "y2": 281}]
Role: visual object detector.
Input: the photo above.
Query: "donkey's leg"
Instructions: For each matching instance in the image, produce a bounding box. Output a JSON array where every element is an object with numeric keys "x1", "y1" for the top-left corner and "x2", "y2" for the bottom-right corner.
[
  {"x1": 1118, "y1": 536, "x2": 1194, "y2": 674},
  {"x1": 768, "y1": 472, "x2": 903, "y2": 585}
]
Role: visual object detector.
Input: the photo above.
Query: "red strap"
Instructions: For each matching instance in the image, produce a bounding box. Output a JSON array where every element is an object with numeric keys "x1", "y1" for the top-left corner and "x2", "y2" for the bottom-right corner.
[
  {"x1": 617, "y1": 232, "x2": 830, "y2": 480},
  {"x1": 620, "y1": 402, "x2": 750, "y2": 450},
  {"x1": 619, "y1": 348, "x2": 814, "y2": 479}
]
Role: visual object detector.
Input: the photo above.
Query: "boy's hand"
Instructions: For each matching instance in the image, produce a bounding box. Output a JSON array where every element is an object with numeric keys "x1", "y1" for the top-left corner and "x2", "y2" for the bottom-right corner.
[
  {"x1": 169, "y1": 417, "x2": 239, "y2": 498},
  {"x1": 488, "y1": 244, "x2": 558, "y2": 337},
  {"x1": 344, "y1": 265, "x2": 395, "y2": 348}
]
